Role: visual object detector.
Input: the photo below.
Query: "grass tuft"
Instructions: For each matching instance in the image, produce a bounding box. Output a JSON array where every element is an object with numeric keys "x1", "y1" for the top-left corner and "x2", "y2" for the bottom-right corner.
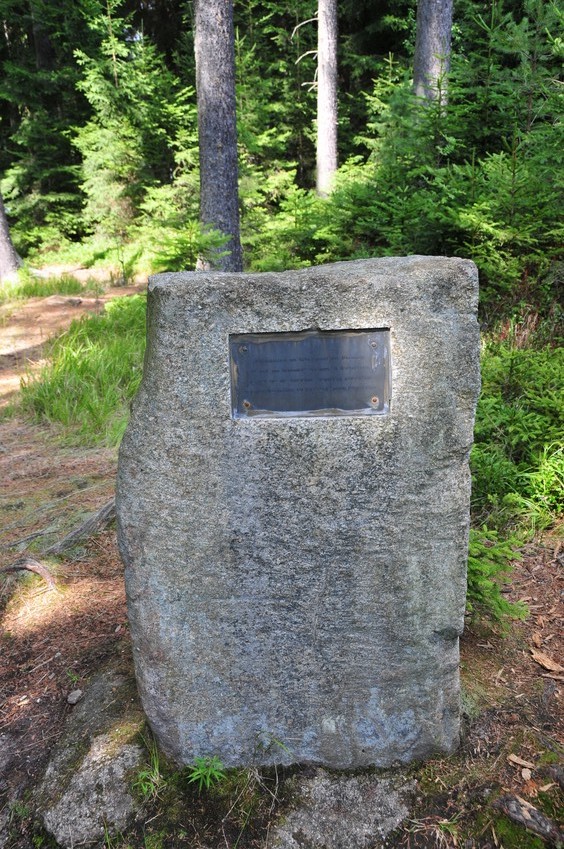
[
  {"x1": 19, "y1": 294, "x2": 146, "y2": 446},
  {"x1": 0, "y1": 269, "x2": 106, "y2": 304}
]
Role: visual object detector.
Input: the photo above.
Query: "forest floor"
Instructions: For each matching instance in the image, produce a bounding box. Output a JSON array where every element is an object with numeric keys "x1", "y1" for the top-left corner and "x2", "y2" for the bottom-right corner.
[{"x1": 0, "y1": 284, "x2": 562, "y2": 848}]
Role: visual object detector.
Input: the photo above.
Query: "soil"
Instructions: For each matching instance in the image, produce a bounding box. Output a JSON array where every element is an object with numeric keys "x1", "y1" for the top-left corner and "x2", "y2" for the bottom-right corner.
[{"x1": 0, "y1": 280, "x2": 562, "y2": 848}]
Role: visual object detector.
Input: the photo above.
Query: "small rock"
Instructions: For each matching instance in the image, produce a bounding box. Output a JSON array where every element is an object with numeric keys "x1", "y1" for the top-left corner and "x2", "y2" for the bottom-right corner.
[{"x1": 67, "y1": 689, "x2": 83, "y2": 705}]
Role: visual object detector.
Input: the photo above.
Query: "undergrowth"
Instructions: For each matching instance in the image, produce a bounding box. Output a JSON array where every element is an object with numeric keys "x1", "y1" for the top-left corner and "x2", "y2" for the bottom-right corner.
[
  {"x1": 466, "y1": 527, "x2": 527, "y2": 624},
  {"x1": 18, "y1": 294, "x2": 146, "y2": 446},
  {"x1": 472, "y1": 339, "x2": 563, "y2": 531},
  {"x1": 467, "y1": 316, "x2": 562, "y2": 623},
  {"x1": 125, "y1": 733, "x2": 281, "y2": 849},
  {"x1": 0, "y1": 269, "x2": 105, "y2": 305}
]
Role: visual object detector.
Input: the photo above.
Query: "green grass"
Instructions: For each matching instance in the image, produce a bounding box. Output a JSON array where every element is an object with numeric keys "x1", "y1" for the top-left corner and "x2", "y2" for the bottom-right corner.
[
  {"x1": 19, "y1": 294, "x2": 146, "y2": 446},
  {"x1": 0, "y1": 270, "x2": 105, "y2": 305}
]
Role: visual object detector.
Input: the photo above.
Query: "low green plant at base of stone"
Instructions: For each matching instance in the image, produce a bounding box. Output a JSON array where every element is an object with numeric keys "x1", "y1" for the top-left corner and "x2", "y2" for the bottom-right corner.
[
  {"x1": 133, "y1": 736, "x2": 166, "y2": 803},
  {"x1": 186, "y1": 755, "x2": 226, "y2": 793}
]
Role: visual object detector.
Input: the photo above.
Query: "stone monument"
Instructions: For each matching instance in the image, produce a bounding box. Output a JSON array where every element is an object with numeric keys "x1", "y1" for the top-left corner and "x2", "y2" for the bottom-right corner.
[{"x1": 116, "y1": 256, "x2": 480, "y2": 769}]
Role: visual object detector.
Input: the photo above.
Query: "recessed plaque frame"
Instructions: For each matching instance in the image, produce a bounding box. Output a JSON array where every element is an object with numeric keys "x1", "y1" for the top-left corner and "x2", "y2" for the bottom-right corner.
[{"x1": 229, "y1": 328, "x2": 391, "y2": 419}]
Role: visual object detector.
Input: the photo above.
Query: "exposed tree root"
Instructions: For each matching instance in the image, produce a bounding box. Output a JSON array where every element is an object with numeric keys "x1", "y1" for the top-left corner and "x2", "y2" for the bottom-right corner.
[
  {"x1": 0, "y1": 556, "x2": 57, "y2": 589},
  {"x1": 45, "y1": 498, "x2": 115, "y2": 556},
  {"x1": 494, "y1": 794, "x2": 564, "y2": 846},
  {"x1": 2, "y1": 527, "x2": 58, "y2": 550},
  {"x1": 1, "y1": 498, "x2": 116, "y2": 590}
]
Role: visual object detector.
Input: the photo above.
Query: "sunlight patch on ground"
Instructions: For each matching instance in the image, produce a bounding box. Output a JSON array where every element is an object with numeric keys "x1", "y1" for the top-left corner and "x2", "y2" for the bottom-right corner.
[{"x1": 2, "y1": 575, "x2": 125, "y2": 637}]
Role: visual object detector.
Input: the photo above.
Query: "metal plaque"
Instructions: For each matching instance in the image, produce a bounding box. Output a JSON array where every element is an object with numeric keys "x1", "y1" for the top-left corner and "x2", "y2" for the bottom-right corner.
[{"x1": 230, "y1": 329, "x2": 390, "y2": 418}]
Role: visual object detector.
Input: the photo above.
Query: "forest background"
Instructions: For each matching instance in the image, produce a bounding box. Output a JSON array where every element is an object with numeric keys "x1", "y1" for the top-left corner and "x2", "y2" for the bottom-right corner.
[{"x1": 0, "y1": 0, "x2": 562, "y2": 622}]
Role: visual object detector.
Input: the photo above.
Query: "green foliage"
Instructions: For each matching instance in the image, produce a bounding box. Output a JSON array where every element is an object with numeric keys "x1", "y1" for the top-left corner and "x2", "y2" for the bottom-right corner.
[
  {"x1": 74, "y1": 2, "x2": 198, "y2": 244},
  {"x1": 0, "y1": 0, "x2": 95, "y2": 250},
  {"x1": 467, "y1": 527, "x2": 527, "y2": 624},
  {"x1": 242, "y1": 1, "x2": 562, "y2": 316},
  {"x1": 244, "y1": 179, "x2": 326, "y2": 271},
  {"x1": 472, "y1": 337, "x2": 563, "y2": 530},
  {"x1": 467, "y1": 327, "x2": 562, "y2": 625},
  {"x1": 147, "y1": 222, "x2": 228, "y2": 273},
  {"x1": 186, "y1": 756, "x2": 227, "y2": 793},
  {"x1": 19, "y1": 294, "x2": 146, "y2": 446},
  {"x1": 133, "y1": 736, "x2": 166, "y2": 803}
]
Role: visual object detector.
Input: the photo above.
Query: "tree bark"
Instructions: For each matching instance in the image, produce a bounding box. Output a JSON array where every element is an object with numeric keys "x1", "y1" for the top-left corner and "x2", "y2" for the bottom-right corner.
[
  {"x1": 413, "y1": 0, "x2": 453, "y2": 104},
  {"x1": 316, "y1": 0, "x2": 338, "y2": 197},
  {"x1": 194, "y1": 0, "x2": 243, "y2": 272},
  {"x1": 0, "y1": 192, "x2": 21, "y2": 282},
  {"x1": 30, "y1": 1, "x2": 56, "y2": 71}
]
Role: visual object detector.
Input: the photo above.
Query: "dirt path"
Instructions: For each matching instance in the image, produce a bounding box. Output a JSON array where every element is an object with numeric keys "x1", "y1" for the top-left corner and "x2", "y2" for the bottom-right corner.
[{"x1": 0, "y1": 422, "x2": 127, "y2": 847}]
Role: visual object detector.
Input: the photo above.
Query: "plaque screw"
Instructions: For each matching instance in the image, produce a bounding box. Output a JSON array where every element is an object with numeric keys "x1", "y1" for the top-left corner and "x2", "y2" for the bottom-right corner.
[
  {"x1": 370, "y1": 341, "x2": 378, "y2": 348},
  {"x1": 371, "y1": 396, "x2": 379, "y2": 405},
  {"x1": 239, "y1": 345, "x2": 248, "y2": 354},
  {"x1": 243, "y1": 400, "x2": 252, "y2": 409}
]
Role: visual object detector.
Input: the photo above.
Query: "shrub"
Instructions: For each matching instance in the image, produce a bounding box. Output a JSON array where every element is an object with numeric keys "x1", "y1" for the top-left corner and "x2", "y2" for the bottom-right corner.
[{"x1": 472, "y1": 340, "x2": 563, "y2": 530}]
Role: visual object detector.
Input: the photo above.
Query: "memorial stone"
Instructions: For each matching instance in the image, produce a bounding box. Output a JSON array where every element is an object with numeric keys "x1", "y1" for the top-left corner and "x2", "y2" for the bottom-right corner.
[{"x1": 116, "y1": 256, "x2": 480, "y2": 769}]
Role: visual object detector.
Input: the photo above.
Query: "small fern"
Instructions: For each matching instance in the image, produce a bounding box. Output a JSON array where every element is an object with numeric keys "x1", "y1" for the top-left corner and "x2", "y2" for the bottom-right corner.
[{"x1": 467, "y1": 527, "x2": 528, "y2": 624}]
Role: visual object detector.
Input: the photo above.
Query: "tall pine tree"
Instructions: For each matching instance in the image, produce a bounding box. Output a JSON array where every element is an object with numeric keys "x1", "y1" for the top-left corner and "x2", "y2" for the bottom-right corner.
[
  {"x1": 194, "y1": 0, "x2": 242, "y2": 271},
  {"x1": 316, "y1": 0, "x2": 338, "y2": 196},
  {"x1": 413, "y1": 0, "x2": 453, "y2": 103}
]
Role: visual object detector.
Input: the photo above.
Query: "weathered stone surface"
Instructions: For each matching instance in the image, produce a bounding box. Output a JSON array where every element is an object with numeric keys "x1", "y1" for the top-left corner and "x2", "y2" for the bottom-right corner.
[
  {"x1": 116, "y1": 257, "x2": 480, "y2": 769},
  {"x1": 0, "y1": 733, "x2": 16, "y2": 780},
  {"x1": 0, "y1": 733, "x2": 16, "y2": 848},
  {"x1": 36, "y1": 656, "x2": 145, "y2": 848},
  {"x1": 272, "y1": 769, "x2": 415, "y2": 848},
  {"x1": 0, "y1": 812, "x2": 7, "y2": 849},
  {"x1": 41, "y1": 733, "x2": 143, "y2": 847}
]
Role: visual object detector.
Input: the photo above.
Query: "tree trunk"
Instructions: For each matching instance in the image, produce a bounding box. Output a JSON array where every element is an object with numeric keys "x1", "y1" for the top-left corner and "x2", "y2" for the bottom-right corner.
[
  {"x1": 194, "y1": 0, "x2": 243, "y2": 272},
  {"x1": 316, "y1": 0, "x2": 338, "y2": 197},
  {"x1": 0, "y1": 193, "x2": 21, "y2": 282},
  {"x1": 413, "y1": 0, "x2": 453, "y2": 104},
  {"x1": 30, "y1": 1, "x2": 56, "y2": 71}
]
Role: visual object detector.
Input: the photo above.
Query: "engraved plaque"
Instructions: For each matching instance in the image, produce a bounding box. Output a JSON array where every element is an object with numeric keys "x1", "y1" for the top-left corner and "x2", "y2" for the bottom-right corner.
[{"x1": 230, "y1": 329, "x2": 390, "y2": 418}]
